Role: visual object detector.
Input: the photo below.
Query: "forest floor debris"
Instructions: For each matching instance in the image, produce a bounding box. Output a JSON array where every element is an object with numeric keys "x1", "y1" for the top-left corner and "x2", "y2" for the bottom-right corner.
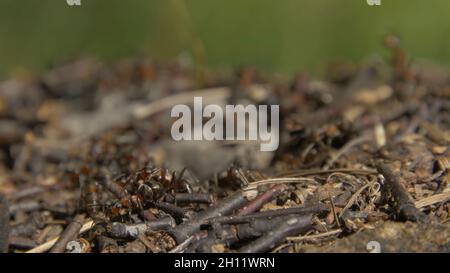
[{"x1": 0, "y1": 39, "x2": 449, "y2": 253}]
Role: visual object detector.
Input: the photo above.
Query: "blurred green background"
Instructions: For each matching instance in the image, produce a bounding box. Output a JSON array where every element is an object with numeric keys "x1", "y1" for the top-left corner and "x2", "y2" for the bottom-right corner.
[{"x1": 0, "y1": 0, "x2": 449, "y2": 78}]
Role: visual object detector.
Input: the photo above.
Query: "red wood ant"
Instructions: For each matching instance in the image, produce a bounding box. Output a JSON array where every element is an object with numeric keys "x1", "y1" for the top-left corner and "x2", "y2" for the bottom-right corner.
[{"x1": 80, "y1": 165, "x2": 192, "y2": 221}]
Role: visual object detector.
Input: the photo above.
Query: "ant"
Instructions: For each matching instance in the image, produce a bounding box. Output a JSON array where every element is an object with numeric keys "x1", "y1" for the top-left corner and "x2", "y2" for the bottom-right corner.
[{"x1": 80, "y1": 165, "x2": 192, "y2": 221}]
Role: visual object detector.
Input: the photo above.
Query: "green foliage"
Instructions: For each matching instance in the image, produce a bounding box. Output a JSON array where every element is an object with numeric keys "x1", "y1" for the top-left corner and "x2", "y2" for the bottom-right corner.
[{"x1": 0, "y1": 0, "x2": 449, "y2": 77}]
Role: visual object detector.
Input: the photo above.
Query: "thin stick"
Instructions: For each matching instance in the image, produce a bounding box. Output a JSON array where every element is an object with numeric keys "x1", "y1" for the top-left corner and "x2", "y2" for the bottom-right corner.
[
  {"x1": 245, "y1": 177, "x2": 316, "y2": 190},
  {"x1": 169, "y1": 192, "x2": 248, "y2": 243},
  {"x1": 339, "y1": 181, "x2": 375, "y2": 217},
  {"x1": 108, "y1": 216, "x2": 175, "y2": 238},
  {"x1": 204, "y1": 204, "x2": 329, "y2": 226},
  {"x1": 49, "y1": 214, "x2": 86, "y2": 253},
  {"x1": 329, "y1": 196, "x2": 341, "y2": 227},
  {"x1": 323, "y1": 136, "x2": 372, "y2": 170},
  {"x1": 238, "y1": 216, "x2": 312, "y2": 253},
  {"x1": 173, "y1": 193, "x2": 212, "y2": 204},
  {"x1": 154, "y1": 202, "x2": 188, "y2": 220},
  {"x1": 169, "y1": 235, "x2": 195, "y2": 253},
  {"x1": 26, "y1": 219, "x2": 94, "y2": 253},
  {"x1": 238, "y1": 184, "x2": 287, "y2": 215},
  {"x1": 415, "y1": 192, "x2": 450, "y2": 209},
  {"x1": 236, "y1": 169, "x2": 250, "y2": 186},
  {"x1": 287, "y1": 229, "x2": 342, "y2": 242},
  {"x1": 275, "y1": 168, "x2": 377, "y2": 178},
  {"x1": 376, "y1": 163, "x2": 425, "y2": 222},
  {"x1": 132, "y1": 87, "x2": 230, "y2": 119}
]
